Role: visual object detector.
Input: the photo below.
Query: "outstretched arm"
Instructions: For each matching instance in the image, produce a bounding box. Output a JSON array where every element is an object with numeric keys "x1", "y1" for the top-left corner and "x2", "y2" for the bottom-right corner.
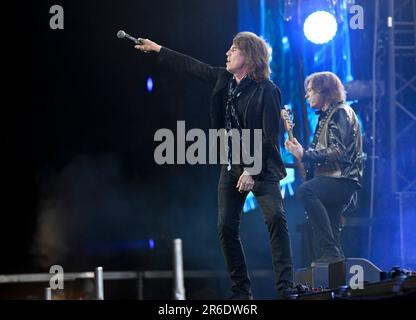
[
  {"x1": 135, "y1": 38, "x2": 161, "y2": 53},
  {"x1": 135, "y1": 38, "x2": 222, "y2": 85}
]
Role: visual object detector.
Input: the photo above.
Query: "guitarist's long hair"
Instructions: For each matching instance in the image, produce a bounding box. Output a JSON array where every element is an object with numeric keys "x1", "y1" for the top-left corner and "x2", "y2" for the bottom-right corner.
[{"x1": 304, "y1": 72, "x2": 346, "y2": 105}]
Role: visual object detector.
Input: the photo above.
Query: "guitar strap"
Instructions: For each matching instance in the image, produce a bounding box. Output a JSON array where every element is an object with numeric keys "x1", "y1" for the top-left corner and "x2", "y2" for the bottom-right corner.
[{"x1": 310, "y1": 103, "x2": 340, "y2": 149}]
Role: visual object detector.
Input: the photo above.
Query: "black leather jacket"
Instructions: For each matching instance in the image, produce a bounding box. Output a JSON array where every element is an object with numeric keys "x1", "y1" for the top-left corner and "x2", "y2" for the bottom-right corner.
[{"x1": 302, "y1": 104, "x2": 363, "y2": 187}]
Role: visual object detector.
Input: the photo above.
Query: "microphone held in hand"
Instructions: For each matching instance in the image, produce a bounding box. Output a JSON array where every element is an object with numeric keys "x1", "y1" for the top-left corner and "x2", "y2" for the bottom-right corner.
[{"x1": 117, "y1": 30, "x2": 143, "y2": 45}]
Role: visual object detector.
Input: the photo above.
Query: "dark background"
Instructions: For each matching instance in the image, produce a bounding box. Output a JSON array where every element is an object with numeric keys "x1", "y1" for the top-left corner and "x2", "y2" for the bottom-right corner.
[{"x1": 9, "y1": 0, "x2": 237, "y2": 271}]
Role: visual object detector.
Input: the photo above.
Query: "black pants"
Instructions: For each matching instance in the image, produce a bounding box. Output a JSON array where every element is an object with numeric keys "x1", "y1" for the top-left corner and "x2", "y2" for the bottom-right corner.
[
  {"x1": 297, "y1": 176, "x2": 358, "y2": 258},
  {"x1": 217, "y1": 165, "x2": 293, "y2": 296}
]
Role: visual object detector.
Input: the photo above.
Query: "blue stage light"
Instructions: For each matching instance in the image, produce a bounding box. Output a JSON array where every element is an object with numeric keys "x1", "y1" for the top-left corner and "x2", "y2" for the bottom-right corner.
[
  {"x1": 243, "y1": 192, "x2": 258, "y2": 213},
  {"x1": 267, "y1": 43, "x2": 273, "y2": 63},
  {"x1": 303, "y1": 11, "x2": 337, "y2": 44},
  {"x1": 282, "y1": 36, "x2": 290, "y2": 52},
  {"x1": 146, "y1": 77, "x2": 154, "y2": 92}
]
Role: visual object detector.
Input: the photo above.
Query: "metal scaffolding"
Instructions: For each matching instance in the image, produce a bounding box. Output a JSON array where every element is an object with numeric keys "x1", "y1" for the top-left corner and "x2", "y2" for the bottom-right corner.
[
  {"x1": 367, "y1": 0, "x2": 416, "y2": 263},
  {"x1": 387, "y1": 0, "x2": 416, "y2": 266},
  {"x1": 387, "y1": 0, "x2": 416, "y2": 194}
]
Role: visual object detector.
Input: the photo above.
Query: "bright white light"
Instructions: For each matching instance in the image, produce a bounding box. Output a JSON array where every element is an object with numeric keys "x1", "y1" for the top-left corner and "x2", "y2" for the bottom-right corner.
[{"x1": 303, "y1": 11, "x2": 337, "y2": 44}]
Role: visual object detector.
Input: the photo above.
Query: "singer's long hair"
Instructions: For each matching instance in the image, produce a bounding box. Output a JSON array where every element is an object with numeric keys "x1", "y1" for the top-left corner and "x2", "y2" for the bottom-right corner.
[
  {"x1": 304, "y1": 72, "x2": 346, "y2": 105},
  {"x1": 233, "y1": 32, "x2": 270, "y2": 82}
]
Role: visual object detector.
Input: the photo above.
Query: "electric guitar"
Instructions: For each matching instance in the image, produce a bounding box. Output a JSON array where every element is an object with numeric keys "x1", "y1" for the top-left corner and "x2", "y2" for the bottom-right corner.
[{"x1": 281, "y1": 106, "x2": 310, "y2": 181}]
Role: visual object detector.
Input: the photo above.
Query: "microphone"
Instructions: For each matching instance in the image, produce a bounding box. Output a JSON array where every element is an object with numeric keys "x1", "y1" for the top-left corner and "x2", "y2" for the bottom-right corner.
[{"x1": 117, "y1": 30, "x2": 143, "y2": 45}]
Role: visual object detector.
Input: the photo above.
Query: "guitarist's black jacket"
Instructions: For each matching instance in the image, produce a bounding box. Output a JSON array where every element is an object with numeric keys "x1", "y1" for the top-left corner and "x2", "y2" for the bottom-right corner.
[
  {"x1": 302, "y1": 104, "x2": 363, "y2": 188},
  {"x1": 157, "y1": 47, "x2": 287, "y2": 182}
]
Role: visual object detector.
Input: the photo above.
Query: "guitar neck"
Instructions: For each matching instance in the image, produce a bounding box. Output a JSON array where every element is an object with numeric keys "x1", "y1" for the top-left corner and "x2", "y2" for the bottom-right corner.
[
  {"x1": 287, "y1": 130, "x2": 309, "y2": 181},
  {"x1": 281, "y1": 108, "x2": 311, "y2": 181}
]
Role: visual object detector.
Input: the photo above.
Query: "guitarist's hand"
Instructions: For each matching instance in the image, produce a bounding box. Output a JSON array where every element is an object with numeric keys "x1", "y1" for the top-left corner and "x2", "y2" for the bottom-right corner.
[
  {"x1": 236, "y1": 171, "x2": 255, "y2": 193},
  {"x1": 285, "y1": 138, "x2": 304, "y2": 160}
]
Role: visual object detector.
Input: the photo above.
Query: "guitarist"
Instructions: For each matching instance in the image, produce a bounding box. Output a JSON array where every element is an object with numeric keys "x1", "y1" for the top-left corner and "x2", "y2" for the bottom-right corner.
[{"x1": 285, "y1": 72, "x2": 363, "y2": 267}]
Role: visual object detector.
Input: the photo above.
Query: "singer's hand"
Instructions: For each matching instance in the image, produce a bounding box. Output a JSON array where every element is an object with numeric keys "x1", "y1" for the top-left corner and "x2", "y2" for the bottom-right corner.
[
  {"x1": 135, "y1": 39, "x2": 161, "y2": 53},
  {"x1": 236, "y1": 171, "x2": 255, "y2": 193}
]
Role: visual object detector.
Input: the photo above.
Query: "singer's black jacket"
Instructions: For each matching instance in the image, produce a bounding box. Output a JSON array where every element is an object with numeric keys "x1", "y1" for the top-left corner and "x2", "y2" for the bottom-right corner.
[{"x1": 157, "y1": 47, "x2": 286, "y2": 182}]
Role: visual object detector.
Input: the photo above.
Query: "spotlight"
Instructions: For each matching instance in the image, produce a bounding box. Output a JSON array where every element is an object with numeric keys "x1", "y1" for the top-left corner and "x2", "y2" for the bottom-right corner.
[{"x1": 303, "y1": 11, "x2": 337, "y2": 44}]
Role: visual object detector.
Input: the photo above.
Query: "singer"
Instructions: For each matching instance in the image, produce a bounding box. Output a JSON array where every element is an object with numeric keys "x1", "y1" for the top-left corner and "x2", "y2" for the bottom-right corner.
[{"x1": 134, "y1": 32, "x2": 294, "y2": 300}]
